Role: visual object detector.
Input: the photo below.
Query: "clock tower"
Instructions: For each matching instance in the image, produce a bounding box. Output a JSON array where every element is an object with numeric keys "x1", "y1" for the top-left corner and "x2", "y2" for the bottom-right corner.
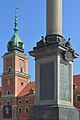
[{"x1": 1, "y1": 10, "x2": 30, "y2": 98}]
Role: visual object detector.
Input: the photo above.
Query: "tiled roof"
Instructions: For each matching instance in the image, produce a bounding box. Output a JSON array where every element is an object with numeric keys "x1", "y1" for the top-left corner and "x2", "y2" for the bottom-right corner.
[
  {"x1": 18, "y1": 82, "x2": 35, "y2": 97},
  {"x1": 73, "y1": 75, "x2": 80, "y2": 92}
]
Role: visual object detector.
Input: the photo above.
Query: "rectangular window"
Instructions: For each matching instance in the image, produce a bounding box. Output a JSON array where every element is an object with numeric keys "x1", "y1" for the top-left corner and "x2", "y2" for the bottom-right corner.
[
  {"x1": 77, "y1": 95, "x2": 80, "y2": 101},
  {"x1": 20, "y1": 67, "x2": 23, "y2": 73},
  {"x1": 18, "y1": 108, "x2": 22, "y2": 113},
  {"x1": 25, "y1": 107, "x2": 29, "y2": 113},
  {"x1": 8, "y1": 67, "x2": 11, "y2": 72},
  {"x1": 7, "y1": 90, "x2": 11, "y2": 95}
]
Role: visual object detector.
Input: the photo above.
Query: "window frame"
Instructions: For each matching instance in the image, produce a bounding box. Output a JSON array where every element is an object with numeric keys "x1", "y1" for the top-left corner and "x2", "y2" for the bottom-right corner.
[
  {"x1": 20, "y1": 82, "x2": 24, "y2": 86},
  {"x1": 25, "y1": 107, "x2": 29, "y2": 113},
  {"x1": 18, "y1": 107, "x2": 22, "y2": 114},
  {"x1": 77, "y1": 95, "x2": 80, "y2": 102},
  {"x1": 7, "y1": 90, "x2": 11, "y2": 95},
  {"x1": 8, "y1": 67, "x2": 11, "y2": 72},
  {"x1": 18, "y1": 100, "x2": 22, "y2": 104},
  {"x1": 25, "y1": 99, "x2": 28, "y2": 103}
]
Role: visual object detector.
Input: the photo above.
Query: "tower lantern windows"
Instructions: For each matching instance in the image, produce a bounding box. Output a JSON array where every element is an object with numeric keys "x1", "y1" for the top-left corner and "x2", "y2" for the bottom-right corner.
[{"x1": 18, "y1": 42, "x2": 23, "y2": 49}]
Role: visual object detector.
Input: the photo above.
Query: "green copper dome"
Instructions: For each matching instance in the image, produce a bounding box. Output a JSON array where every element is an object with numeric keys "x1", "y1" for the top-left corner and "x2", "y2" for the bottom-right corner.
[{"x1": 7, "y1": 9, "x2": 24, "y2": 53}]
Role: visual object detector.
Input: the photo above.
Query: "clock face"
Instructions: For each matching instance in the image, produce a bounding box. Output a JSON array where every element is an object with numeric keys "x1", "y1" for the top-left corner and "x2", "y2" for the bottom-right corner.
[
  {"x1": 7, "y1": 58, "x2": 12, "y2": 67},
  {"x1": 19, "y1": 60, "x2": 24, "y2": 68}
]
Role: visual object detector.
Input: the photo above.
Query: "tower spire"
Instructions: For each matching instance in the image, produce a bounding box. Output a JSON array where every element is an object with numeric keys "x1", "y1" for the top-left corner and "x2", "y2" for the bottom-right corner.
[
  {"x1": 7, "y1": 8, "x2": 24, "y2": 53},
  {"x1": 14, "y1": 8, "x2": 18, "y2": 34}
]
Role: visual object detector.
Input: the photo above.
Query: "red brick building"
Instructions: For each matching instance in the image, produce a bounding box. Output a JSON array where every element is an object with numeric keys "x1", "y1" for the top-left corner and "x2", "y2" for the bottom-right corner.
[
  {"x1": 73, "y1": 75, "x2": 80, "y2": 109},
  {"x1": 0, "y1": 12, "x2": 35, "y2": 120}
]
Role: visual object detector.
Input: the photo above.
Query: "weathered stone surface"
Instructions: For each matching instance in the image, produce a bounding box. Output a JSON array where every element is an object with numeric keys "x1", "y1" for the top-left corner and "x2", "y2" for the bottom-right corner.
[
  {"x1": 29, "y1": 105, "x2": 79, "y2": 120},
  {"x1": 40, "y1": 62, "x2": 54, "y2": 101}
]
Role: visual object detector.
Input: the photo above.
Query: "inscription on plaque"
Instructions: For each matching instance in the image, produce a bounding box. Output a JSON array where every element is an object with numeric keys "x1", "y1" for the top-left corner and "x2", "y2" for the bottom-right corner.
[
  {"x1": 40, "y1": 62, "x2": 54, "y2": 100},
  {"x1": 60, "y1": 62, "x2": 71, "y2": 101}
]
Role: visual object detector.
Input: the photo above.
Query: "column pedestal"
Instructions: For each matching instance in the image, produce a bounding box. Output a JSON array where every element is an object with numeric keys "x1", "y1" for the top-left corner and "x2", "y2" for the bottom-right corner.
[
  {"x1": 29, "y1": 34, "x2": 79, "y2": 120},
  {"x1": 29, "y1": 105, "x2": 79, "y2": 120}
]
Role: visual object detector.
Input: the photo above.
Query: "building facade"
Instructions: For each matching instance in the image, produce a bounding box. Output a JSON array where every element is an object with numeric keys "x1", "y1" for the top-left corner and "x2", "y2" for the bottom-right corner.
[
  {"x1": 0, "y1": 12, "x2": 35, "y2": 120},
  {"x1": 73, "y1": 75, "x2": 80, "y2": 109}
]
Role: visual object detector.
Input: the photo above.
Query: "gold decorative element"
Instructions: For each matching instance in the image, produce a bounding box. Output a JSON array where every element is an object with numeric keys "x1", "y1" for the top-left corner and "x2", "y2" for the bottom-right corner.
[
  {"x1": 19, "y1": 60, "x2": 24, "y2": 67},
  {"x1": 7, "y1": 79, "x2": 10, "y2": 86}
]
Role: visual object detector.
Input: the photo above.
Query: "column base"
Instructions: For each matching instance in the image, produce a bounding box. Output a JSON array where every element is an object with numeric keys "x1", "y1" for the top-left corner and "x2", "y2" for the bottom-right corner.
[{"x1": 29, "y1": 105, "x2": 79, "y2": 120}]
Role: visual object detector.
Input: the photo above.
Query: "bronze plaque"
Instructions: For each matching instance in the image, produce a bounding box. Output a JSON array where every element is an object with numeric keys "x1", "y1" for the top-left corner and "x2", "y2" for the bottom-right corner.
[{"x1": 40, "y1": 62, "x2": 54, "y2": 100}]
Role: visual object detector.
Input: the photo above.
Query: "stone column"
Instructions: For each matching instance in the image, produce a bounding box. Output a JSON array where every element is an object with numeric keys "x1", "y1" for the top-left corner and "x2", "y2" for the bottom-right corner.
[
  {"x1": 46, "y1": 0, "x2": 62, "y2": 35},
  {"x1": 29, "y1": 0, "x2": 79, "y2": 120}
]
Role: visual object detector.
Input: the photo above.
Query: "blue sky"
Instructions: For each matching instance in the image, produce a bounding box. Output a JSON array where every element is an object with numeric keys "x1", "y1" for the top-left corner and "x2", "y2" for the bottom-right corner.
[{"x1": 0, "y1": 0, "x2": 80, "y2": 85}]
